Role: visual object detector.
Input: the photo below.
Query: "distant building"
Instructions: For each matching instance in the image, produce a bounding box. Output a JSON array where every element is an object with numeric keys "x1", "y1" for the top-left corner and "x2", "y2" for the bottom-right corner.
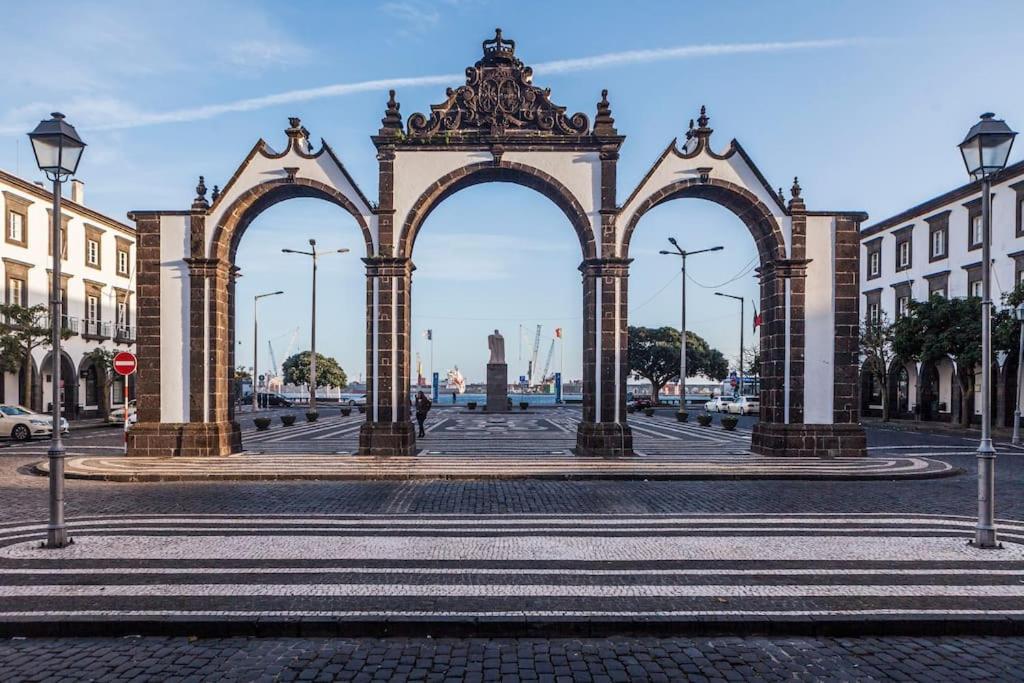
[
  {"x1": 1, "y1": 170, "x2": 135, "y2": 417},
  {"x1": 859, "y1": 159, "x2": 1024, "y2": 424}
]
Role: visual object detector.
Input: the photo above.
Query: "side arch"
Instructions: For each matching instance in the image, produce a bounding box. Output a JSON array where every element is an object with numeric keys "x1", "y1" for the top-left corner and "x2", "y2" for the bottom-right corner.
[
  {"x1": 397, "y1": 161, "x2": 597, "y2": 260},
  {"x1": 210, "y1": 178, "x2": 375, "y2": 263},
  {"x1": 620, "y1": 177, "x2": 787, "y2": 263}
]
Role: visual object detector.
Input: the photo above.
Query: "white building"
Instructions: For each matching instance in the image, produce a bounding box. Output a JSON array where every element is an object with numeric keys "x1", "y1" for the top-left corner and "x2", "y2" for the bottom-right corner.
[
  {"x1": 1, "y1": 169, "x2": 135, "y2": 418},
  {"x1": 859, "y1": 159, "x2": 1024, "y2": 424}
]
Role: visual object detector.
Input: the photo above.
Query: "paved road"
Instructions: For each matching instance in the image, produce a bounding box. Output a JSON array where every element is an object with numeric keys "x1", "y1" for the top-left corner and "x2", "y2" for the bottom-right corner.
[{"x1": 3, "y1": 635, "x2": 1020, "y2": 682}]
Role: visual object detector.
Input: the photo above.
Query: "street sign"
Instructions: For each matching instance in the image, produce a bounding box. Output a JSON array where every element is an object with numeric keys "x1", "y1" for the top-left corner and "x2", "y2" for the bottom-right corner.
[{"x1": 113, "y1": 352, "x2": 137, "y2": 376}]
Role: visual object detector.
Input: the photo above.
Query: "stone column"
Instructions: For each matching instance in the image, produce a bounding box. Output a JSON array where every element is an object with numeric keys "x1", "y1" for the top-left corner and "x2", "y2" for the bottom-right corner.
[
  {"x1": 576, "y1": 258, "x2": 633, "y2": 456},
  {"x1": 358, "y1": 256, "x2": 416, "y2": 455}
]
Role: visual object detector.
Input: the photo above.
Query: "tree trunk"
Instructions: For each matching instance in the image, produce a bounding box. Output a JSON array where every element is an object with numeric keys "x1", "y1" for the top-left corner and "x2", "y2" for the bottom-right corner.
[
  {"x1": 98, "y1": 375, "x2": 111, "y2": 419},
  {"x1": 21, "y1": 349, "x2": 31, "y2": 410},
  {"x1": 880, "y1": 378, "x2": 890, "y2": 422},
  {"x1": 959, "y1": 375, "x2": 973, "y2": 428},
  {"x1": 650, "y1": 380, "x2": 663, "y2": 405}
]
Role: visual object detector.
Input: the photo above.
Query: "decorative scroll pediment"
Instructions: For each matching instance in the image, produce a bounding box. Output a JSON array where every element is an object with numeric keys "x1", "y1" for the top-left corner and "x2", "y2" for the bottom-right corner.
[{"x1": 406, "y1": 29, "x2": 589, "y2": 137}]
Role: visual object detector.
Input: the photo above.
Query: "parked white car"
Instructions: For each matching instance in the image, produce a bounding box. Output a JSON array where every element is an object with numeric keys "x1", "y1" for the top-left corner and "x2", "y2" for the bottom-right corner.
[
  {"x1": 704, "y1": 396, "x2": 735, "y2": 413},
  {"x1": 0, "y1": 404, "x2": 69, "y2": 441},
  {"x1": 727, "y1": 396, "x2": 760, "y2": 416},
  {"x1": 108, "y1": 400, "x2": 138, "y2": 426}
]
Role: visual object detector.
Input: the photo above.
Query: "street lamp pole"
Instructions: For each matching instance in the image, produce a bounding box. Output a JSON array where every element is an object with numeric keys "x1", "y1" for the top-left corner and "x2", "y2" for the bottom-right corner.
[
  {"x1": 27, "y1": 113, "x2": 86, "y2": 550},
  {"x1": 252, "y1": 291, "x2": 284, "y2": 412},
  {"x1": 1013, "y1": 303, "x2": 1024, "y2": 445},
  {"x1": 958, "y1": 112, "x2": 1017, "y2": 548},
  {"x1": 282, "y1": 242, "x2": 349, "y2": 413},
  {"x1": 715, "y1": 293, "x2": 745, "y2": 396},
  {"x1": 660, "y1": 240, "x2": 723, "y2": 409}
]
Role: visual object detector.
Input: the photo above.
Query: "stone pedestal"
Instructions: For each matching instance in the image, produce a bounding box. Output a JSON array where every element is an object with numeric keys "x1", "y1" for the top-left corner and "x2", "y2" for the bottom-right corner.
[{"x1": 486, "y1": 363, "x2": 508, "y2": 412}]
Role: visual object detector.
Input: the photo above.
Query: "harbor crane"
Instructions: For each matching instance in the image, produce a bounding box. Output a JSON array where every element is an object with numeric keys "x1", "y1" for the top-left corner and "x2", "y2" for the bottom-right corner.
[
  {"x1": 540, "y1": 338, "x2": 556, "y2": 383},
  {"x1": 528, "y1": 324, "x2": 542, "y2": 386},
  {"x1": 267, "y1": 327, "x2": 299, "y2": 381}
]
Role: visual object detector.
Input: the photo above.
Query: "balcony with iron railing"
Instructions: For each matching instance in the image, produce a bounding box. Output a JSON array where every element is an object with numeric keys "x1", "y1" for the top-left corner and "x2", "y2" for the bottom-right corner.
[
  {"x1": 81, "y1": 318, "x2": 111, "y2": 340},
  {"x1": 41, "y1": 315, "x2": 80, "y2": 335},
  {"x1": 114, "y1": 324, "x2": 135, "y2": 344}
]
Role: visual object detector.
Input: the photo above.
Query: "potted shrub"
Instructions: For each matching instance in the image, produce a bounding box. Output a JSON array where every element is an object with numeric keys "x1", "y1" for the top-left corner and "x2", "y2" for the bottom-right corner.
[
  {"x1": 644, "y1": 407, "x2": 655, "y2": 417},
  {"x1": 520, "y1": 401, "x2": 529, "y2": 411},
  {"x1": 467, "y1": 401, "x2": 478, "y2": 411},
  {"x1": 340, "y1": 407, "x2": 352, "y2": 417},
  {"x1": 357, "y1": 404, "x2": 366, "y2": 414},
  {"x1": 281, "y1": 414, "x2": 296, "y2": 427},
  {"x1": 697, "y1": 414, "x2": 712, "y2": 427},
  {"x1": 254, "y1": 417, "x2": 271, "y2": 431},
  {"x1": 676, "y1": 411, "x2": 688, "y2": 423},
  {"x1": 306, "y1": 411, "x2": 319, "y2": 422},
  {"x1": 721, "y1": 415, "x2": 738, "y2": 431}
]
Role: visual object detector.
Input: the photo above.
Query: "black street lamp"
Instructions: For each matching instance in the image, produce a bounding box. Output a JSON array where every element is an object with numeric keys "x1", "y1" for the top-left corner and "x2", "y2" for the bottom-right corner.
[
  {"x1": 659, "y1": 239, "x2": 723, "y2": 410},
  {"x1": 27, "y1": 113, "x2": 86, "y2": 550},
  {"x1": 958, "y1": 113, "x2": 1017, "y2": 549}
]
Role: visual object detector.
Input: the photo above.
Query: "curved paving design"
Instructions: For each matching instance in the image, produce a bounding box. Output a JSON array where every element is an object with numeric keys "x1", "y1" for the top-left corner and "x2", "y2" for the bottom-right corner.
[
  {"x1": 0, "y1": 513, "x2": 1021, "y2": 635},
  {"x1": 40, "y1": 452, "x2": 957, "y2": 482}
]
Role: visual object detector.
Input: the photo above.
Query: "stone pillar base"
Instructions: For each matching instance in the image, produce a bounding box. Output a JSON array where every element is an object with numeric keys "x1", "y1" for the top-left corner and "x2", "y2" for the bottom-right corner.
[
  {"x1": 486, "y1": 363, "x2": 509, "y2": 412},
  {"x1": 751, "y1": 423, "x2": 866, "y2": 458},
  {"x1": 127, "y1": 421, "x2": 242, "y2": 457},
  {"x1": 575, "y1": 422, "x2": 634, "y2": 457},
  {"x1": 358, "y1": 422, "x2": 417, "y2": 456}
]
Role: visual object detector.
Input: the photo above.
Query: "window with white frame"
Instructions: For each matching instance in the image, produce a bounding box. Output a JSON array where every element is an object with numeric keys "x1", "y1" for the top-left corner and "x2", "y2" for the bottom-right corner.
[
  {"x1": 869, "y1": 250, "x2": 880, "y2": 277},
  {"x1": 117, "y1": 249, "x2": 129, "y2": 275},
  {"x1": 971, "y1": 279, "x2": 983, "y2": 298},
  {"x1": 116, "y1": 301, "x2": 127, "y2": 327},
  {"x1": 86, "y1": 295, "x2": 99, "y2": 322},
  {"x1": 7, "y1": 212, "x2": 23, "y2": 243},
  {"x1": 971, "y1": 212, "x2": 983, "y2": 249},
  {"x1": 896, "y1": 295, "x2": 910, "y2": 318},
  {"x1": 87, "y1": 239, "x2": 99, "y2": 266},
  {"x1": 931, "y1": 228, "x2": 945, "y2": 258},
  {"x1": 867, "y1": 301, "x2": 880, "y2": 324},
  {"x1": 7, "y1": 277, "x2": 24, "y2": 305},
  {"x1": 898, "y1": 240, "x2": 910, "y2": 268}
]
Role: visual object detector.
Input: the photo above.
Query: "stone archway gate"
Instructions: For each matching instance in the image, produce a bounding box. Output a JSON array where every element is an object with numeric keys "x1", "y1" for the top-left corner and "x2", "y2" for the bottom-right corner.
[{"x1": 127, "y1": 30, "x2": 866, "y2": 459}]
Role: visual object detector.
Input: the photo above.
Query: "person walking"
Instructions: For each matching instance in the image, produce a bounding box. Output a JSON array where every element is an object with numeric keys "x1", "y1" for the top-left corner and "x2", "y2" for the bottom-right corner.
[
  {"x1": 452, "y1": 391, "x2": 457, "y2": 404},
  {"x1": 415, "y1": 391, "x2": 432, "y2": 438}
]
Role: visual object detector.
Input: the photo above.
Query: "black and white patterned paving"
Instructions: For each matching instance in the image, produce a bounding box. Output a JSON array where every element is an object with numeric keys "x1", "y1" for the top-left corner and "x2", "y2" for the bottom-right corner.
[{"x1": 0, "y1": 512, "x2": 1022, "y2": 633}]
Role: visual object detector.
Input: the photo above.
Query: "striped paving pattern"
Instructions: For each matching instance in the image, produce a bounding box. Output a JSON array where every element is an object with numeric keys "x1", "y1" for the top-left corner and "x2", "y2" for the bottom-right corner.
[
  {"x1": 0, "y1": 513, "x2": 1022, "y2": 632},
  {"x1": 45, "y1": 452, "x2": 956, "y2": 481}
]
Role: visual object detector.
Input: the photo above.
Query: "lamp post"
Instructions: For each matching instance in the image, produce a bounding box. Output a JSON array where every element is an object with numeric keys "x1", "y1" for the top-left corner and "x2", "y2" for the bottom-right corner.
[
  {"x1": 1013, "y1": 302, "x2": 1024, "y2": 446},
  {"x1": 282, "y1": 241, "x2": 349, "y2": 411},
  {"x1": 659, "y1": 240, "x2": 723, "y2": 409},
  {"x1": 958, "y1": 112, "x2": 1017, "y2": 548},
  {"x1": 715, "y1": 293, "x2": 745, "y2": 396},
  {"x1": 27, "y1": 113, "x2": 86, "y2": 550},
  {"x1": 252, "y1": 291, "x2": 284, "y2": 411}
]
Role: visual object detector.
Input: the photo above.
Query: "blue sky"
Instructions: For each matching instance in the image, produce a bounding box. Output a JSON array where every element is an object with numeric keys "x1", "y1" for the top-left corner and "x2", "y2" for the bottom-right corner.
[{"x1": 2, "y1": 1, "x2": 1023, "y2": 384}]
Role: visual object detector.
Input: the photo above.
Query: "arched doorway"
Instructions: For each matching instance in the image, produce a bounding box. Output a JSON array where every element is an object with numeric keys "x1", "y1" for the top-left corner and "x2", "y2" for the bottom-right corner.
[{"x1": 40, "y1": 350, "x2": 77, "y2": 417}]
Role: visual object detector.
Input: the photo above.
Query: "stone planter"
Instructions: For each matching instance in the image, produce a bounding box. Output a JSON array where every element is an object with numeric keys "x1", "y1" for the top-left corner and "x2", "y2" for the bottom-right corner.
[
  {"x1": 340, "y1": 407, "x2": 352, "y2": 417},
  {"x1": 721, "y1": 415, "x2": 738, "y2": 431},
  {"x1": 305, "y1": 411, "x2": 319, "y2": 423},
  {"x1": 357, "y1": 405, "x2": 366, "y2": 414},
  {"x1": 254, "y1": 417, "x2": 271, "y2": 431},
  {"x1": 676, "y1": 411, "x2": 688, "y2": 423},
  {"x1": 520, "y1": 401, "x2": 529, "y2": 411},
  {"x1": 697, "y1": 414, "x2": 712, "y2": 427},
  {"x1": 644, "y1": 407, "x2": 655, "y2": 417},
  {"x1": 467, "y1": 401, "x2": 478, "y2": 411},
  {"x1": 280, "y1": 414, "x2": 296, "y2": 427}
]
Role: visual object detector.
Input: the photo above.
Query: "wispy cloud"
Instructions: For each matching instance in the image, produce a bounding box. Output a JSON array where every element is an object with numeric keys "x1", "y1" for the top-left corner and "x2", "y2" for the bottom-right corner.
[
  {"x1": 381, "y1": 1, "x2": 441, "y2": 36},
  {"x1": 0, "y1": 38, "x2": 860, "y2": 136}
]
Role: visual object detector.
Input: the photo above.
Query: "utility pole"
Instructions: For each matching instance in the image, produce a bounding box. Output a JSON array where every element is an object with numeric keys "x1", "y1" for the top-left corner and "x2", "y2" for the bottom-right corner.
[
  {"x1": 252, "y1": 291, "x2": 284, "y2": 411},
  {"x1": 660, "y1": 239, "x2": 723, "y2": 409},
  {"x1": 715, "y1": 293, "x2": 746, "y2": 396},
  {"x1": 283, "y1": 241, "x2": 349, "y2": 413}
]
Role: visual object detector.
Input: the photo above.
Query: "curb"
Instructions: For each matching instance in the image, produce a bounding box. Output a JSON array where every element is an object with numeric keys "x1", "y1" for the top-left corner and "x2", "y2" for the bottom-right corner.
[
  {"x1": 29, "y1": 462, "x2": 964, "y2": 483},
  {"x1": 0, "y1": 614, "x2": 1021, "y2": 639}
]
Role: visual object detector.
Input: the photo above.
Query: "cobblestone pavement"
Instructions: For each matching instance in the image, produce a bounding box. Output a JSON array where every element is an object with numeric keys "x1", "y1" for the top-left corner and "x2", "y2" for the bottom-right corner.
[{"x1": 3, "y1": 635, "x2": 1024, "y2": 681}]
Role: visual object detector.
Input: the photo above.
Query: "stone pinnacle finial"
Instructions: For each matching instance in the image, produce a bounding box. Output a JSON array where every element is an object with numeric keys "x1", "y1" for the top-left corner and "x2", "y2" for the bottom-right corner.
[
  {"x1": 594, "y1": 89, "x2": 616, "y2": 135},
  {"x1": 211, "y1": 185, "x2": 220, "y2": 202},
  {"x1": 697, "y1": 105, "x2": 710, "y2": 129},
  {"x1": 379, "y1": 89, "x2": 404, "y2": 135},
  {"x1": 685, "y1": 118, "x2": 695, "y2": 140},
  {"x1": 192, "y1": 175, "x2": 209, "y2": 209},
  {"x1": 791, "y1": 176, "x2": 802, "y2": 199}
]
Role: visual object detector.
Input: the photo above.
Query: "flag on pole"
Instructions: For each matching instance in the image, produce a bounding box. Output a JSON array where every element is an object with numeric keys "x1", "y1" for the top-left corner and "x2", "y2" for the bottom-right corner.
[
  {"x1": 752, "y1": 304, "x2": 762, "y2": 332},
  {"x1": 554, "y1": 327, "x2": 562, "y2": 339},
  {"x1": 424, "y1": 329, "x2": 432, "y2": 340}
]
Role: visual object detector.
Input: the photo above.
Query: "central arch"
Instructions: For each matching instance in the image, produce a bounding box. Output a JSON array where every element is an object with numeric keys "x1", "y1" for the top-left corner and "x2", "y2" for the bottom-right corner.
[{"x1": 398, "y1": 161, "x2": 597, "y2": 261}]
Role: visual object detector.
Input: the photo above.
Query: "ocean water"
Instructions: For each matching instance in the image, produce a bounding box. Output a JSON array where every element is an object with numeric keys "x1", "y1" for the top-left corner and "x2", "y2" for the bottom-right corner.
[{"x1": 426, "y1": 393, "x2": 582, "y2": 405}]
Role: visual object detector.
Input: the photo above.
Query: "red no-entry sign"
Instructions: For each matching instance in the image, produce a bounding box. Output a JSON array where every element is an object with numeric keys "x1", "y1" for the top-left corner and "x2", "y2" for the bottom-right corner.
[{"x1": 113, "y1": 351, "x2": 138, "y2": 376}]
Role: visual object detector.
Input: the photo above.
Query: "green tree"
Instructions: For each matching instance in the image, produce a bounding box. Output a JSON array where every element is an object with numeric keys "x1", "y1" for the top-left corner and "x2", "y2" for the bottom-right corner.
[
  {"x1": 893, "y1": 295, "x2": 991, "y2": 427},
  {"x1": 282, "y1": 351, "x2": 347, "y2": 389},
  {"x1": 859, "y1": 311, "x2": 897, "y2": 421},
  {"x1": 627, "y1": 326, "x2": 729, "y2": 402},
  {"x1": 744, "y1": 344, "x2": 762, "y2": 378},
  {"x1": 0, "y1": 303, "x2": 69, "y2": 409},
  {"x1": 83, "y1": 347, "x2": 115, "y2": 418}
]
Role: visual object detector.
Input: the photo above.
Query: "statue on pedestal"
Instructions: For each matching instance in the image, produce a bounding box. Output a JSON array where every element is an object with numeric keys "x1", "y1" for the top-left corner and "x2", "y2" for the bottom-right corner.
[{"x1": 488, "y1": 329, "x2": 505, "y2": 365}]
